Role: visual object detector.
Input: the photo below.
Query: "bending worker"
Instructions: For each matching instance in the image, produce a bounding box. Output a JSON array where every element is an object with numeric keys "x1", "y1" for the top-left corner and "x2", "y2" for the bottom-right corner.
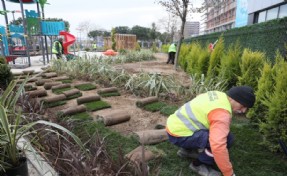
[
  {"x1": 166, "y1": 86, "x2": 256, "y2": 176},
  {"x1": 166, "y1": 43, "x2": 177, "y2": 64},
  {"x1": 52, "y1": 37, "x2": 64, "y2": 59}
]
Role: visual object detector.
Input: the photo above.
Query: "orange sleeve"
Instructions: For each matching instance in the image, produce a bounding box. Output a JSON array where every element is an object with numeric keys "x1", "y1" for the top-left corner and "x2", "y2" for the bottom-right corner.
[{"x1": 208, "y1": 109, "x2": 234, "y2": 176}]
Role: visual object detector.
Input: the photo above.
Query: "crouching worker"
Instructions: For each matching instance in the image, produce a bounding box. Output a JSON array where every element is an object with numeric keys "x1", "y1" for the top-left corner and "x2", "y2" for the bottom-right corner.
[
  {"x1": 52, "y1": 37, "x2": 64, "y2": 59},
  {"x1": 166, "y1": 86, "x2": 256, "y2": 176}
]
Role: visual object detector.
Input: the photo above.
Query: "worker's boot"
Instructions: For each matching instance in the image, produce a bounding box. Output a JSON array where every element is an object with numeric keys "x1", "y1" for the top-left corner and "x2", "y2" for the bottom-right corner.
[
  {"x1": 189, "y1": 163, "x2": 221, "y2": 176},
  {"x1": 177, "y1": 148, "x2": 199, "y2": 159}
]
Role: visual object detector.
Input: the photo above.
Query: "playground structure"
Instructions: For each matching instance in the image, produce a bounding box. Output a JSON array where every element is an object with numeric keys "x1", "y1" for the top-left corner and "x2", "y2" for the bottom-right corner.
[
  {"x1": 104, "y1": 34, "x2": 137, "y2": 51},
  {"x1": 0, "y1": 0, "x2": 76, "y2": 67}
]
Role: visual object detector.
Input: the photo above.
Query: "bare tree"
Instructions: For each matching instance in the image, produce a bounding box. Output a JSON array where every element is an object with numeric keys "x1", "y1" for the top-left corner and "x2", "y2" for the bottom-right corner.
[
  {"x1": 157, "y1": 12, "x2": 178, "y2": 43},
  {"x1": 157, "y1": 0, "x2": 197, "y2": 69}
]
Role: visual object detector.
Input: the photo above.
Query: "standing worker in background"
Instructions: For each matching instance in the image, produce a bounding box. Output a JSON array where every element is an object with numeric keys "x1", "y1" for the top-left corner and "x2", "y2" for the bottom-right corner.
[
  {"x1": 52, "y1": 37, "x2": 64, "y2": 59},
  {"x1": 166, "y1": 43, "x2": 177, "y2": 64},
  {"x1": 166, "y1": 86, "x2": 256, "y2": 176},
  {"x1": 92, "y1": 42, "x2": 97, "y2": 51}
]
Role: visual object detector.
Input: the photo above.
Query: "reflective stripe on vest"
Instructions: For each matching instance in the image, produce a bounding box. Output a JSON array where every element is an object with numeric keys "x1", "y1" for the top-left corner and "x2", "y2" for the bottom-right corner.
[{"x1": 176, "y1": 102, "x2": 207, "y2": 132}]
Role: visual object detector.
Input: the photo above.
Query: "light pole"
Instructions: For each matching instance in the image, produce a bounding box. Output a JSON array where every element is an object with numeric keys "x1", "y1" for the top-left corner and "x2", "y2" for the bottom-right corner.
[{"x1": 11, "y1": 10, "x2": 21, "y2": 23}]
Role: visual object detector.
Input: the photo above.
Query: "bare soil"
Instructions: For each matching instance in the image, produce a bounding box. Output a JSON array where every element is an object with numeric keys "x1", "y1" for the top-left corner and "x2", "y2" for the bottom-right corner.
[{"x1": 45, "y1": 53, "x2": 190, "y2": 135}]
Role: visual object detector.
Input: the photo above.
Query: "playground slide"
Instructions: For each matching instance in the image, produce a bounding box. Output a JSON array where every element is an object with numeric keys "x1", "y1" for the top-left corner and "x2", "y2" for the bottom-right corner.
[{"x1": 59, "y1": 31, "x2": 76, "y2": 55}]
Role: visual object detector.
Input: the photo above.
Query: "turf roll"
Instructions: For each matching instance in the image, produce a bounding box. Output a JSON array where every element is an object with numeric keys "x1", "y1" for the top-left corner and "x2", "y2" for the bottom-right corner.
[
  {"x1": 135, "y1": 96, "x2": 158, "y2": 107},
  {"x1": 125, "y1": 146, "x2": 156, "y2": 165},
  {"x1": 52, "y1": 76, "x2": 70, "y2": 81},
  {"x1": 96, "y1": 110, "x2": 130, "y2": 126},
  {"x1": 35, "y1": 79, "x2": 52, "y2": 86},
  {"x1": 60, "y1": 105, "x2": 87, "y2": 116},
  {"x1": 43, "y1": 82, "x2": 62, "y2": 90},
  {"x1": 97, "y1": 87, "x2": 118, "y2": 94},
  {"x1": 62, "y1": 89, "x2": 80, "y2": 97},
  {"x1": 51, "y1": 83, "x2": 71, "y2": 90},
  {"x1": 77, "y1": 95, "x2": 101, "y2": 105},
  {"x1": 42, "y1": 72, "x2": 57, "y2": 78},
  {"x1": 134, "y1": 129, "x2": 168, "y2": 145},
  {"x1": 27, "y1": 89, "x2": 47, "y2": 98},
  {"x1": 42, "y1": 94, "x2": 66, "y2": 103}
]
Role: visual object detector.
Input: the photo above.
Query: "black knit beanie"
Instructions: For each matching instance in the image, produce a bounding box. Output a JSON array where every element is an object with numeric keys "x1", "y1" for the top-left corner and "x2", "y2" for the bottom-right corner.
[{"x1": 227, "y1": 86, "x2": 256, "y2": 108}]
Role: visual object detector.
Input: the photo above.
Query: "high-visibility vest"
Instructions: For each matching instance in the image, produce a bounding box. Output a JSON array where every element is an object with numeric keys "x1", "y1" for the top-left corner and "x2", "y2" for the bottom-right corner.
[
  {"x1": 168, "y1": 43, "x2": 177, "y2": 53},
  {"x1": 166, "y1": 91, "x2": 232, "y2": 137},
  {"x1": 52, "y1": 41, "x2": 62, "y2": 54},
  {"x1": 93, "y1": 44, "x2": 97, "y2": 49}
]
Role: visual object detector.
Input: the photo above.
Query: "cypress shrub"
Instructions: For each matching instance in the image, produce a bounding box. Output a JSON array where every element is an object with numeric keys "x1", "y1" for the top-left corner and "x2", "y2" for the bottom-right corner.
[
  {"x1": 186, "y1": 42, "x2": 201, "y2": 75},
  {"x1": 0, "y1": 56, "x2": 6, "y2": 64},
  {"x1": 237, "y1": 49, "x2": 265, "y2": 90},
  {"x1": 247, "y1": 62, "x2": 274, "y2": 124},
  {"x1": 196, "y1": 45, "x2": 210, "y2": 75},
  {"x1": 259, "y1": 56, "x2": 287, "y2": 152},
  {"x1": 178, "y1": 43, "x2": 191, "y2": 71},
  {"x1": 0, "y1": 63, "x2": 13, "y2": 90},
  {"x1": 206, "y1": 36, "x2": 224, "y2": 80},
  {"x1": 218, "y1": 40, "x2": 242, "y2": 89}
]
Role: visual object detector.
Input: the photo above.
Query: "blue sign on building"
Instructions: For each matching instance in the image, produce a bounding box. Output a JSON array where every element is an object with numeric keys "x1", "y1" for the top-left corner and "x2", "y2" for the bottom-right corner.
[{"x1": 235, "y1": 0, "x2": 248, "y2": 27}]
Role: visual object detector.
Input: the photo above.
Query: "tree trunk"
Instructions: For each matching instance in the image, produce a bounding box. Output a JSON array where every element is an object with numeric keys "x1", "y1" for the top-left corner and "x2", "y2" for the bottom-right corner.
[{"x1": 174, "y1": 20, "x2": 186, "y2": 70}]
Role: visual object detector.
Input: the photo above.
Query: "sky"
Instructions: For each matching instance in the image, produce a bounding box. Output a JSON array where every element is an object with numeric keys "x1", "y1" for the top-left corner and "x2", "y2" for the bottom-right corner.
[{"x1": 0, "y1": 0, "x2": 203, "y2": 38}]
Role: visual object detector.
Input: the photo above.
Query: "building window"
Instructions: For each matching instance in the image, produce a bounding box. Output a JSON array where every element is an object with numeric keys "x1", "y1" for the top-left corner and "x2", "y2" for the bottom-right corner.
[
  {"x1": 258, "y1": 11, "x2": 266, "y2": 23},
  {"x1": 266, "y1": 7, "x2": 279, "y2": 21},
  {"x1": 279, "y1": 4, "x2": 287, "y2": 18}
]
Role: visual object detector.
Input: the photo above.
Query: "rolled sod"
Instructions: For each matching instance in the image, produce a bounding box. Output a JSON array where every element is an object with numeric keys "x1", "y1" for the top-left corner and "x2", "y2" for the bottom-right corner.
[
  {"x1": 42, "y1": 72, "x2": 57, "y2": 78},
  {"x1": 51, "y1": 84, "x2": 71, "y2": 91},
  {"x1": 97, "y1": 87, "x2": 118, "y2": 94},
  {"x1": 133, "y1": 129, "x2": 168, "y2": 145},
  {"x1": 27, "y1": 89, "x2": 47, "y2": 98},
  {"x1": 59, "y1": 105, "x2": 87, "y2": 116},
  {"x1": 44, "y1": 82, "x2": 62, "y2": 90},
  {"x1": 35, "y1": 79, "x2": 52, "y2": 86},
  {"x1": 135, "y1": 96, "x2": 158, "y2": 107},
  {"x1": 42, "y1": 94, "x2": 66, "y2": 103},
  {"x1": 77, "y1": 95, "x2": 101, "y2": 105},
  {"x1": 62, "y1": 89, "x2": 80, "y2": 97},
  {"x1": 95, "y1": 110, "x2": 130, "y2": 126},
  {"x1": 22, "y1": 70, "x2": 35, "y2": 75},
  {"x1": 125, "y1": 146, "x2": 157, "y2": 165},
  {"x1": 52, "y1": 76, "x2": 70, "y2": 81},
  {"x1": 27, "y1": 78, "x2": 38, "y2": 83}
]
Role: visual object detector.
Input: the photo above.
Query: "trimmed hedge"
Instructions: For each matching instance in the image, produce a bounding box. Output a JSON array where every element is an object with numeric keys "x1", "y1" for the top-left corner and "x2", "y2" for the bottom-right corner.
[{"x1": 184, "y1": 17, "x2": 287, "y2": 61}]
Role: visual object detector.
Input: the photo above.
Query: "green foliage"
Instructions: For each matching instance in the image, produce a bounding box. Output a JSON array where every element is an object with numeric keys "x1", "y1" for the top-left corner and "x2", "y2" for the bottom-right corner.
[
  {"x1": 70, "y1": 112, "x2": 91, "y2": 121},
  {"x1": 196, "y1": 45, "x2": 210, "y2": 75},
  {"x1": 206, "y1": 36, "x2": 224, "y2": 80},
  {"x1": 135, "y1": 42, "x2": 141, "y2": 51},
  {"x1": 259, "y1": 53, "x2": 287, "y2": 152},
  {"x1": 160, "y1": 105, "x2": 178, "y2": 116},
  {"x1": 186, "y1": 42, "x2": 202, "y2": 75},
  {"x1": 247, "y1": 62, "x2": 274, "y2": 124},
  {"x1": 151, "y1": 42, "x2": 158, "y2": 53},
  {"x1": 178, "y1": 43, "x2": 191, "y2": 71},
  {"x1": 75, "y1": 83, "x2": 97, "y2": 91},
  {"x1": 0, "y1": 56, "x2": 6, "y2": 64},
  {"x1": 111, "y1": 28, "x2": 116, "y2": 51},
  {"x1": 98, "y1": 91, "x2": 121, "y2": 97},
  {"x1": 237, "y1": 49, "x2": 266, "y2": 90},
  {"x1": 184, "y1": 17, "x2": 287, "y2": 61},
  {"x1": 0, "y1": 63, "x2": 13, "y2": 90},
  {"x1": 85, "y1": 101, "x2": 111, "y2": 111},
  {"x1": 143, "y1": 102, "x2": 167, "y2": 112},
  {"x1": 218, "y1": 40, "x2": 242, "y2": 89},
  {"x1": 161, "y1": 44, "x2": 169, "y2": 53}
]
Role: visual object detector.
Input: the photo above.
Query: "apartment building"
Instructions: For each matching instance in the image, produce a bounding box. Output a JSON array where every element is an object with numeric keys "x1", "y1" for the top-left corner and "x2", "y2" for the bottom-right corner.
[
  {"x1": 204, "y1": 0, "x2": 237, "y2": 33},
  {"x1": 184, "y1": 21, "x2": 200, "y2": 38},
  {"x1": 248, "y1": 0, "x2": 287, "y2": 25}
]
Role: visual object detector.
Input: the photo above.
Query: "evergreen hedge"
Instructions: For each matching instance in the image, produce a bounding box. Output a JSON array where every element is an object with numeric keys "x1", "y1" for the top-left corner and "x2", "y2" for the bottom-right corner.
[{"x1": 184, "y1": 17, "x2": 287, "y2": 61}]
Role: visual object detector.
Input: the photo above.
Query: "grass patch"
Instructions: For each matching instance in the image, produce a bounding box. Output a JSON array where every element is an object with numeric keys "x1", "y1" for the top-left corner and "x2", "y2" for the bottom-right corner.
[
  {"x1": 43, "y1": 101, "x2": 66, "y2": 108},
  {"x1": 70, "y1": 112, "x2": 91, "y2": 120},
  {"x1": 84, "y1": 100, "x2": 111, "y2": 111},
  {"x1": 61, "y1": 79, "x2": 73, "y2": 83},
  {"x1": 98, "y1": 91, "x2": 121, "y2": 97},
  {"x1": 52, "y1": 87, "x2": 72, "y2": 94},
  {"x1": 66, "y1": 92, "x2": 82, "y2": 100},
  {"x1": 160, "y1": 105, "x2": 178, "y2": 116},
  {"x1": 75, "y1": 83, "x2": 97, "y2": 91},
  {"x1": 143, "y1": 102, "x2": 167, "y2": 112}
]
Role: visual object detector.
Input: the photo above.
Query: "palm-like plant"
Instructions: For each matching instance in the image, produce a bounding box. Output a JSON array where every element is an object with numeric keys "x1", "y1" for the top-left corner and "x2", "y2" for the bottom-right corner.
[{"x1": 0, "y1": 80, "x2": 86, "y2": 172}]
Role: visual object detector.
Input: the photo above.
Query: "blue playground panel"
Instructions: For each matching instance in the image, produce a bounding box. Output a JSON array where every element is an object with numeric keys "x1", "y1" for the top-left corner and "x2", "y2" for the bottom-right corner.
[
  {"x1": 0, "y1": 25, "x2": 9, "y2": 56},
  {"x1": 25, "y1": 9, "x2": 38, "y2": 18},
  {"x1": 9, "y1": 24, "x2": 24, "y2": 33},
  {"x1": 41, "y1": 21, "x2": 65, "y2": 36}
]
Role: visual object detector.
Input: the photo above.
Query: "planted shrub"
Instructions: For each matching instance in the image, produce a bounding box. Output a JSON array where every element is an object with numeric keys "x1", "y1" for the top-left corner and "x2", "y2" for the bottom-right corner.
[
  {"x1": 218, "y1": 40, "x2": 242, "y2": 89},
  {"x1": 186, "y1": 42, "x2": 201, "y2": 75},
  {"x1": 260, "y1": 56, "x2": 287, "y2": 152},
  {"x1": 0, "y1": 61, "x2": 13, "y2": 90},
  {"x1": 196, "y1": 45, "x2": 210, "y2": 75},
  {"x1": 237, "y1": 49, "x2": 266, "y2": 90},
  {"x1": 247, "y1": 62, "x2": 274, "y2": 124},
  {"x1": 206, "y1": 36, "x2": 224, "y2": 80},
  {"x1": 178, "y1": 43, "x2": 191, "y2": 71}
]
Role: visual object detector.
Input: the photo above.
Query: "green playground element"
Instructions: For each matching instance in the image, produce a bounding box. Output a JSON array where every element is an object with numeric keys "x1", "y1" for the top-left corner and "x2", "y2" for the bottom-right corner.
[{"x1": 26, "y1": 17, "x2": 40, "y2": 35}]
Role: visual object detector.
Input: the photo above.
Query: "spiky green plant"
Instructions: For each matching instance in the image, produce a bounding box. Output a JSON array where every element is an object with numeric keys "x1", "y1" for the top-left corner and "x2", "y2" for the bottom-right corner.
[
  {"x1": 186, "y1": 42, "x2": 201, "y2": 75},
  {"x1": 196, "y1": 45, "x2": 210, "y2": 75},
  {"x1": 237, "y1": 49, "x2": 266, "y2": 90}
]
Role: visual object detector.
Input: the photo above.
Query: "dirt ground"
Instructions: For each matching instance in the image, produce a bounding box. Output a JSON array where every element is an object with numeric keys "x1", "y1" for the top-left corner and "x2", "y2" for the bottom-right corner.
[{"x1": 45, "y1": 53, "x2": 190, "y2": 135}]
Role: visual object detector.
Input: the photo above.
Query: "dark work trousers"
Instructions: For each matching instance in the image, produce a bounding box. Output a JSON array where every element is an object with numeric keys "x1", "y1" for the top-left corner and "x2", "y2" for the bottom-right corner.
[
  {"x1": 56, "y1": 53, "x2": 62, "y2": 59},
  {"x1": 167, "y1": 52, "x2": 176, "y2": 64},
  {"x1": 167, "y1": 129, "x2": 234, "y2": 165}
]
